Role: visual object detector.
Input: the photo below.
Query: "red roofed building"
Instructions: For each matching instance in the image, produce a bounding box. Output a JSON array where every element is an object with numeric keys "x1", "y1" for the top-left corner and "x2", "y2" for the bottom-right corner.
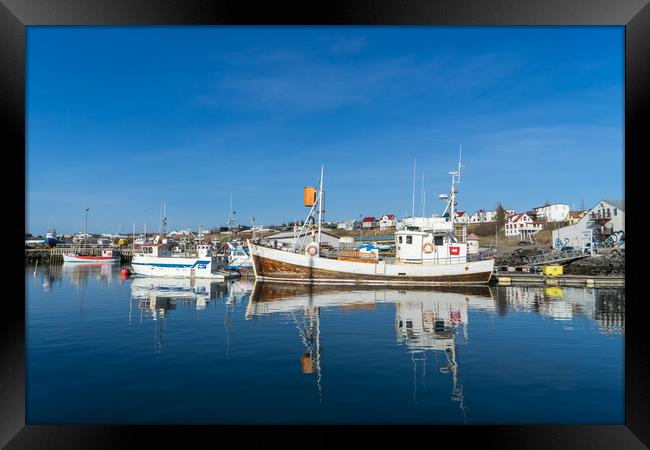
[
  {"x1": 379, "y1": 214, "x2": 397, "y2": 230},
  {"x1": 505, "y1": 213, "x2": 543, "y2": 239},
  {"x1": 362, "y1": 216, "x2": 378, "y2": 229}
]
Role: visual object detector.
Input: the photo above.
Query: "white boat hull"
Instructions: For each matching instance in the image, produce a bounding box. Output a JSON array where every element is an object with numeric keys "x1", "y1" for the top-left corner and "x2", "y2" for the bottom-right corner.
[
  {"x1": 248, "y1": 241, "x2": 494, "y2": 285},
  {"x1": 131, "y1": 255, "x2": 239, "y2": 280}
]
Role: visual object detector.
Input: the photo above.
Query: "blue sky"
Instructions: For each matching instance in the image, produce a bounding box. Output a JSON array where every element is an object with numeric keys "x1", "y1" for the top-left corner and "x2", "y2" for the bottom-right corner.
[{"x1": 26, "y1": 26, "x2": 624, "y2": 235}]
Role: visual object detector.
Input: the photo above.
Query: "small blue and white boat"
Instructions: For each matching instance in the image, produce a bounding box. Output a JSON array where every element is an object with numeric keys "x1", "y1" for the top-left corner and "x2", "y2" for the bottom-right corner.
[{"x1": 131, "y1": 240, "x2": 240, "y2": 280}]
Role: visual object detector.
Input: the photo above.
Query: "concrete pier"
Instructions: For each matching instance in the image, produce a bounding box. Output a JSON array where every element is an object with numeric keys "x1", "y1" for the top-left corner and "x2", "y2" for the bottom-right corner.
[
  {"x1": 25, "y1": 246, "x2": 135, "y2": 263},
  {"x1": 492, "y1": 272, "x2": 624, "y2": 287}
]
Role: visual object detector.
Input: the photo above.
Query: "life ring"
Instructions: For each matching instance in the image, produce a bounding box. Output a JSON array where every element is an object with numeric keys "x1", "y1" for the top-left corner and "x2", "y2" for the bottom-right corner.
[
  {"x1": 423, "y1": 242, "x2": 434, "y2": 254},
  {"x1": 305, "y1": 243, "x2": 319, "y2": 256}
]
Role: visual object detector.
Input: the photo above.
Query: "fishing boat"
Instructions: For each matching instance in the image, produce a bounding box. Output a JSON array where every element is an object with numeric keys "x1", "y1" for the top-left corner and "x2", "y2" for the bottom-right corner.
[
  {"x1": 248, "y1": 161, "x2": 494, "y2": 286},
  {"x1": 43, "y1": 227, "x2": 61, "y2": 246},
  {"x1": 131, "y1": 238, "x2": 240, "y2": 280},
  {"x1": 62, "y1": 248, "x2": 120, "y2": 263}
]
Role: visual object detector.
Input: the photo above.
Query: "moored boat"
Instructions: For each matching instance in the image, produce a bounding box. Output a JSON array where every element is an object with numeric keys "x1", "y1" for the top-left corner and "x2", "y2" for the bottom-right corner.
[
  {"x1": 248, "y1": 240, "x2": 493, "y2": 285},
  {"x1": 62, "y1": 249, "x2": 120, "y2": 263},
  {"x1": 248, "y1": 159, "x2": 494, "y2": 286},
  {"x1": 131, "y1": 239, "x2": 240, "y2": 280}
]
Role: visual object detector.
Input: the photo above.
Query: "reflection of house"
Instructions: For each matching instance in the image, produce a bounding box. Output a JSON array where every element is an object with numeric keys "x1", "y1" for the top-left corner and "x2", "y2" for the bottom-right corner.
[
  {"x1": 501, "y1": 285, "x2": 625, "y2": 334},
  {"x1": 552, "y1": 200, "x2": 624, "y2": 250}
]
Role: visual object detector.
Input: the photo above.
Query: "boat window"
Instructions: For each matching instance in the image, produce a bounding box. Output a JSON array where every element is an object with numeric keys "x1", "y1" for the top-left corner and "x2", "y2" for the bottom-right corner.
[
  {"x1": 398, "y1": 236, "x2": 403, "y2": 243},
  {"x1": 406, "y1": 236, "x2": 412, "y2": 244},
  {"x1": 434, "y1": 236, "x2": 443, "y2": 246}
]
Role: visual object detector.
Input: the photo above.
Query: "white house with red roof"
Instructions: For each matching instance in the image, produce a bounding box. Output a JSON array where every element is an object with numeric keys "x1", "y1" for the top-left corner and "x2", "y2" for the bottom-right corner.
[
  {"x1": 379, "y1": 214, "x2": 397, "y2": 230},
  {"x1": 362, "y1": 216, "x2": 378, "y2": 229},
  {"x1": 505, "y1": 213, "x2": 543, "y2": 239}
]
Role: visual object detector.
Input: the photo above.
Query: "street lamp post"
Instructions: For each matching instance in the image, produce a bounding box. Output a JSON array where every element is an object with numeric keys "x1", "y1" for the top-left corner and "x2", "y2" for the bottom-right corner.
[{"x1": 85, "y1": 208, "x2": 90, "y2": 251}]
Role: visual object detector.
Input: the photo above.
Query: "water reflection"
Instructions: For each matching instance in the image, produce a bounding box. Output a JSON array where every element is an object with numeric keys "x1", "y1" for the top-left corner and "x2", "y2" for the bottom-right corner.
[
  {"x1": 28, "y1": 265, "x2": 626, "y2": 424},
  {"x1": 246, "y1": 283, "x2": 492, "y2": 413},
  {"x1": 494, "y1": 285, "x2": 625, "y2": 334},
  {"x1": 39, "y1": 263, "x2": 63, "y2": 292},
  {"x1": 129, "y1": 277, "x2": 255, "y2": 353},
  {"x1": 61, "y1": 262, "x2": 116, "y2": 289}
]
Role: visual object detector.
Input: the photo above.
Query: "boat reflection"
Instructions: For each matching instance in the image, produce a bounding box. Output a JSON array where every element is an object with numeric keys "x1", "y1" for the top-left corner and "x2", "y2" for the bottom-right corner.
[
  {"x1": 61, "y1": 262, "x2": 115, "y2": 289},
  {"x1": 246, "y1": 282, "x2": 492, "y2": 411},
  {"x1": 39, "y1": 264, "x2": 63, "y2": 292},
  {"x1": 128, "y1": 276, "x2": 255, "y2": 353}
]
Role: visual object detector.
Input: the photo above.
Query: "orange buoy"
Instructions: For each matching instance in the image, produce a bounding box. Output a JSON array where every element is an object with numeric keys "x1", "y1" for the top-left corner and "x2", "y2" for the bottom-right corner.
[{"x1": 121, "y1": 268, "x2": 130, "y2": 277}]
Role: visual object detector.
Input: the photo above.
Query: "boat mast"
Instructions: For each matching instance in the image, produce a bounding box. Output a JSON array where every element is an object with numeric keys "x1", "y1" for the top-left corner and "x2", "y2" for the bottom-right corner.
[
  {"x1": 449, "y1": 145, "x2": 463, "y2": 223},
  {"x1": 412, "y1": 159, "x2": 416, "y2": 217},
  {"x1": 317, "y1": 165, "x2": 324, "y2": 249},
  {"x1": 84, "y1": 208, "x2": 90, "y2": 251},
  {"x1": 421, "y1": 172, "x2": 425, "y2": 216}
]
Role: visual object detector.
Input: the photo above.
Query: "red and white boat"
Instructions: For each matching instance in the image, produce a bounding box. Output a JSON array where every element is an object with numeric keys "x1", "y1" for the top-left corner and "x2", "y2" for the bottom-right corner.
[{"x1": 62, "y1": 249, "x2": 120, "y2": 263}]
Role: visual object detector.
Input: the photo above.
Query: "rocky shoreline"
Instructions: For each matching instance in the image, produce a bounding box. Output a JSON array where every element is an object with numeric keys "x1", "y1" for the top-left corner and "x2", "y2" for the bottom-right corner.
[{"x1": 492, "y1": 246, "x2": 625, "y2": 276}]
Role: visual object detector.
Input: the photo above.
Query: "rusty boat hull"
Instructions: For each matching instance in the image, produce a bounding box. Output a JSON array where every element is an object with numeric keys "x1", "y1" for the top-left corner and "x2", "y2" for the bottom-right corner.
[{"x1": 248, "y1": 241, "x2": 494, "y2": 286}]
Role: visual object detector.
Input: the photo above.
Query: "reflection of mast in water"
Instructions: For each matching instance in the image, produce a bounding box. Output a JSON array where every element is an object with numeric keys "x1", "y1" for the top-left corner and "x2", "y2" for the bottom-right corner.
[
  {"x1": 224, "y1": 290, "x2": 234, "y2": 359},
  {"x1": 291, "y1": 305, "x2": 323, "y2": 402}
]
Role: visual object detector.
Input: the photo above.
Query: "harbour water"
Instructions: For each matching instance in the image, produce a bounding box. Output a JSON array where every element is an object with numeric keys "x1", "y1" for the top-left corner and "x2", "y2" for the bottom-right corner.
[{"x1": 27, "y1": 263, "x2": 624, "y2": 424}]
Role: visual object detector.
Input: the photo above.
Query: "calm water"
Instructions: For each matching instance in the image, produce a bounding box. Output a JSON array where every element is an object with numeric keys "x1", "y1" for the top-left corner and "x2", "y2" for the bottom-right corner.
[{"x1": 26, "y1": 263, "x2": 624, "y2": 424}]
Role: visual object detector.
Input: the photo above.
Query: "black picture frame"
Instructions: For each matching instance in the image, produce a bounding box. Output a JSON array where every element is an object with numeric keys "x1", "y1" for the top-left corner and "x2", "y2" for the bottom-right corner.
[{"x1": 4, "y1": 0, "x2": 647, "y2": 447}]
